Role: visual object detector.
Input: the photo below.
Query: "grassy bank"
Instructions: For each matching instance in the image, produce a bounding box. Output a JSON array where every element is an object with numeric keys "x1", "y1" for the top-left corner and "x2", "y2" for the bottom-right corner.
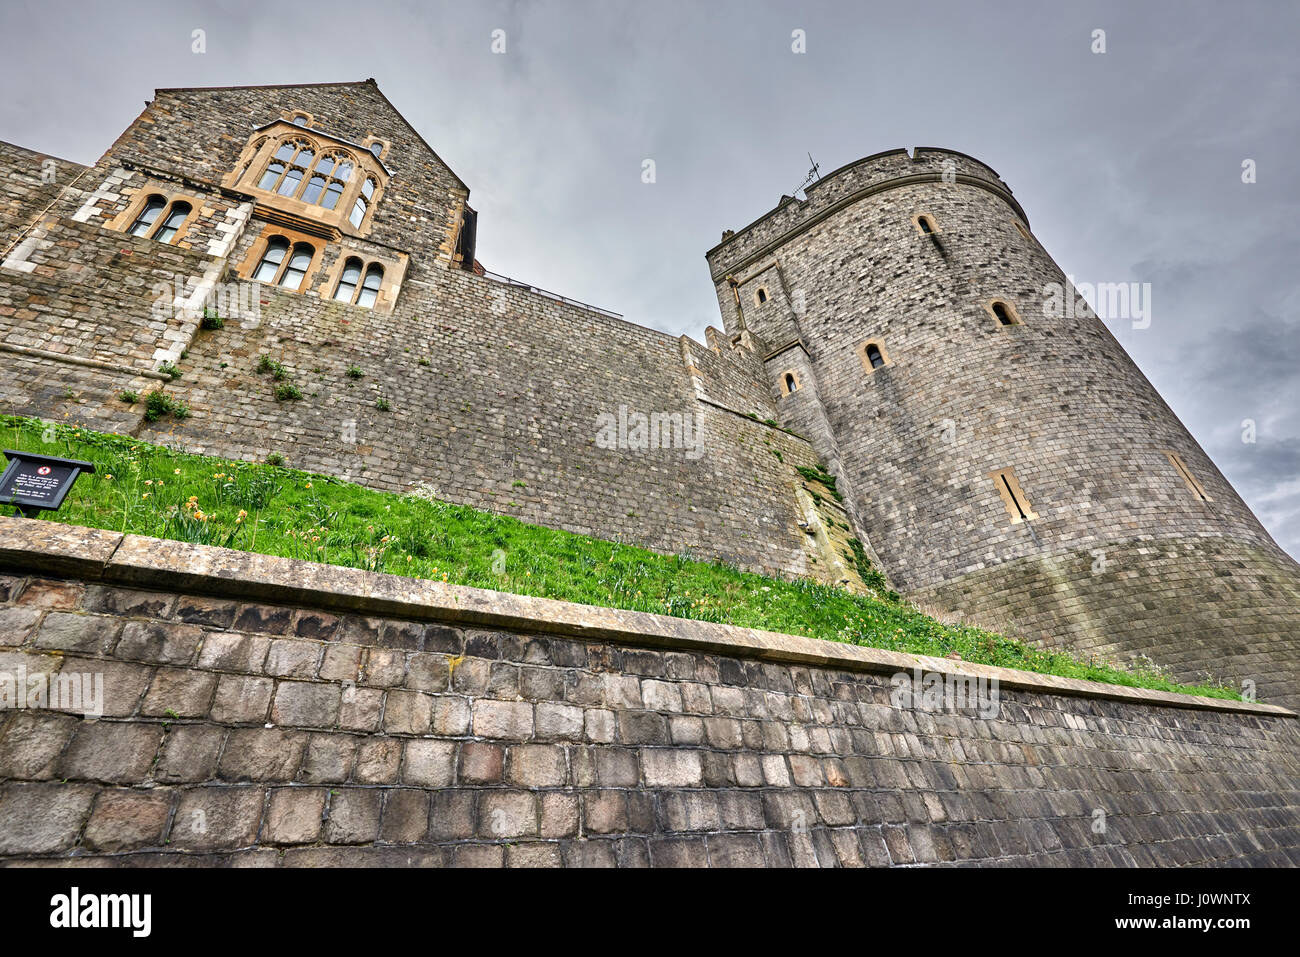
[{"x1": 0, "y1": 415, "x2": 1237, "y2": 698}]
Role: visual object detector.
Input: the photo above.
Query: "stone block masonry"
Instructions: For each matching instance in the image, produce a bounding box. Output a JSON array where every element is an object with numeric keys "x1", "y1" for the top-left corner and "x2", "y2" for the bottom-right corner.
[
  {"x1": 0, "y1": 518, "x2": 1297, "y2": 867},
  {"x1": 3, "y1": 78, "x2": 1300, "y2": 717}
]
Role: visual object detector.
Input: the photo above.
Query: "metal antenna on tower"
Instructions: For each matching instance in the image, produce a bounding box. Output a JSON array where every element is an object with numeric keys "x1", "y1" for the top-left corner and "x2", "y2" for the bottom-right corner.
[{"x1": 794, "y1": 153, "x2": 822, "y2": 197}]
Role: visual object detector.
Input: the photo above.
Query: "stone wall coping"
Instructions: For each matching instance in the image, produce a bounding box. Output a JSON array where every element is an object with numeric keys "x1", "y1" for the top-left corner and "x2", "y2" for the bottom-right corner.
[{"x1": 1, "y1": 516, "x2": 1292, "y2": 719}]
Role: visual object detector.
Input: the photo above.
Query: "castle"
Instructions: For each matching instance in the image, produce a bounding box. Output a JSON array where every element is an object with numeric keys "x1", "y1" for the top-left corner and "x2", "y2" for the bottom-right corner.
[{"x1": 3, "y1": 79, "x2": 1299, "y2": 710}]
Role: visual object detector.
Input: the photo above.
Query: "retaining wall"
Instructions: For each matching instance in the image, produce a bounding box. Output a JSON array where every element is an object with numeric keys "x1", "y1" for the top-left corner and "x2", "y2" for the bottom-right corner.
[{"x1": 0, "y1": 518, "x2": 1297, "y2": 867}]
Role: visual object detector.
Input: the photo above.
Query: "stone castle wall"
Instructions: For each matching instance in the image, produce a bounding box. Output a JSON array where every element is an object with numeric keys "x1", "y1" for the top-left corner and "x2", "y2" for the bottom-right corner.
[
  {"x1": 1, "y1": 519, "x2": 1296, "y2": 867},
  {"x1": 0, "y1": 82, "x2": 849, "y2": 583},
  {"x1": 3, "y1": 81, "x2": 1299, "y2": 709}
]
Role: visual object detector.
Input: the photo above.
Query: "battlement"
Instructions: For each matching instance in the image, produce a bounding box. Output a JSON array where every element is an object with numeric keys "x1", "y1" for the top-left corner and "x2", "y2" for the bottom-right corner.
[{"x1": 705, "y1": 147, "x2": 1024, "y2": 280}]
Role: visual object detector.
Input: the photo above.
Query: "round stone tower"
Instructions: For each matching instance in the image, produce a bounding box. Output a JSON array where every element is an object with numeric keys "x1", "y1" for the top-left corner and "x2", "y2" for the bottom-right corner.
[{"x1": 707, "y1": 148, "x2": 1300, "y2": 708}]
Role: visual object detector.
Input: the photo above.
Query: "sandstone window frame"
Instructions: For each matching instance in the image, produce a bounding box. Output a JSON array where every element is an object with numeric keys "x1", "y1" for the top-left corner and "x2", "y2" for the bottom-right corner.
[
  {"x1": 236, "y1": 226, "x2": 327, "y2": 294},
  {"x1": 1012, "y1": 219, "x2": 1034, "y2": 242},
  {"x1": 286, "y1": 110, "x2": 315, "y2": 128},
  {"x1": 319, "y1": 248, "x2": 407, "y2": 313},
  {"x1": 912, "y1": 212, "x2": 940, "y2": 236},
  {"x1": 989, "y1": 467, "x2": 1038, "y2": 523},
  {"x1": 224, "y1": 121, "x2": 391, "y2": 237},
  {"x1": 110, "y1": 188, "x2": 201, "y2": 247},
  {"x1": 780, "y1": 370, "x2": 801, "y2": 395},
  {"x1": 985, "y1": 298, "x2": 1023, "y2": 327},
  {"x1": 754, "y1": 286, "x2": 769, "y2": 305},
  {"x1": 1163, "y1": 450, "x2": 1212, "y2": 502},
  {"x1": 856, "y1": 339, "x2": 891, "y2": 374},
  {"x1": 360, "y1": 135, "x2": 391, "y2": 161}
]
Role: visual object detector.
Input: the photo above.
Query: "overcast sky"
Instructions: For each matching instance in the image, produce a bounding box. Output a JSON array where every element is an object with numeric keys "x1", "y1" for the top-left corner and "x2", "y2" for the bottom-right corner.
[{"x1": 3, "y1": 0, "x2": 1298, "y2": 558}]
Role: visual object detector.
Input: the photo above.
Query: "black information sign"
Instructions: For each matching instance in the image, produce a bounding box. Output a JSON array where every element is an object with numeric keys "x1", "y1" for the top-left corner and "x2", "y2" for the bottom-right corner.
[{"x1": 0, "y1": 450, "x2": 95, "y2": 516}]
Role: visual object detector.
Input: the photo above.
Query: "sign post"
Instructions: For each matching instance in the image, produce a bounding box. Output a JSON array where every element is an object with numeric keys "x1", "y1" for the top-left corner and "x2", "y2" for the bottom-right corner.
[{"x1": 0, "y1": 450, "x2": 96, "y2": 518}]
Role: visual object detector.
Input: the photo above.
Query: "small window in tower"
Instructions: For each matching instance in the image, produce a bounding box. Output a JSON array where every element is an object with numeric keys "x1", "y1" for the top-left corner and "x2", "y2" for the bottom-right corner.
[
  {"x1": 989, "y1": 468, "x2": 1038, "y2": 524},
  {"x1": 781, "y1": 371, "x2": 800, "y2": 395},
  {"x1": 988, "y1": 299, "x2": 1022, "y2": 327},
  {"x1": 755, "y1": 286, "x2": 768, "y2": 305},
  {"x1": 1163, "y1": 450, "x2": 1212, "y2": 502},
  {"x1": 913, "y1": 213, "x2": 940, "y2": 236},
  {"x1": 1013, "y1": 219, "x2": 1033, "y2": 241},
  {"x1": 127, "y1": 196, "x2": 166, "y2": 237},
  {"x1": 857, "y1": 339, "x2": 890, "y2": 373}
]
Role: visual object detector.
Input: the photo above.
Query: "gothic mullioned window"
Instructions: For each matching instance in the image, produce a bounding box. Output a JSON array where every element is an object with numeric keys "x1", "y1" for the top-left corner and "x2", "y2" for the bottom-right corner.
[
  {"x1": 251, "y1": 236, "x2": 315, "y2": 290},
  {"x1": 303, "y1": 153, "x2": 353, "y2": 210},
  {"x1": 230, "y1": 124, "x2": 384, "y2": 232},
  {"x1": 331, "y1": 258, "x2": 385, "y2": 308},
  {"x1": 126, "y1": 195, "x2": 194, "y2": 245}
]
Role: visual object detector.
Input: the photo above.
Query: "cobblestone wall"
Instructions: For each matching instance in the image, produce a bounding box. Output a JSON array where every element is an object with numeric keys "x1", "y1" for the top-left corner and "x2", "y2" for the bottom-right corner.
[{"x1": 0, "y1": 526, "x2": 1296, "y2": 867}]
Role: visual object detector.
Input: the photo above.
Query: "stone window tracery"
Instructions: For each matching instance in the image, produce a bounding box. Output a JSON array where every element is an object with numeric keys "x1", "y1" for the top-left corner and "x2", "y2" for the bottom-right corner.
[{"x1": 226, "y1": 122, "x2": 389, "y2": 234}]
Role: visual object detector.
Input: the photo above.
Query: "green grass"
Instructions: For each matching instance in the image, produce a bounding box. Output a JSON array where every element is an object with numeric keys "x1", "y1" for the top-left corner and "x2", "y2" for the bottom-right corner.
[{"x1": 0, "y1": 415, "x2": 1238, "y2": 699}]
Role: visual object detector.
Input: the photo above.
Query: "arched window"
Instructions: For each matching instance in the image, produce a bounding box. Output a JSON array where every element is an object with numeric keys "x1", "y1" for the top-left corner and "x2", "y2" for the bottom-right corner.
[
  {"x1": 255, "y1": 139, "x2": 322, "y2": 199},
  {"x1": 252, "y1": 237, "x2": 289, "y2": 283},
  {"x1": 756, "y1": 287, "x2": 768, "y2": 304},
  {"x1": 299, "y1": 152, "x2": 353, "y2": 210},
  {"x1": 914, "y1": 213, "x2": 939, "y2": 236},
  {"x1": 991, "y1": 301, "x2": 1019, "y2": 326},
  {"x1": 350, "y1": 178, "x2": 376, "y2": 228},
  {"x1": 127, "y1": 196, "x2": 166, "y2": 237},
  {"x1": 279, "y1": 242, "x2": 315, "y2": 290},
  {"x1": 356, "y1": 264, "x2": 384, "y2": 308},
  {"x1": 784, "y1": 372, "x2": 798, "y2": 393},
  {"x1": 151, "y1": 202, "x2": 192, "y2": 244},
  {"x1": 369, "y1": 142, "x2": 383, "y2": 158},
  {"x1": 333, "y1": 257, "x2": 363, "y2": 303},
  {"x1": 857, "y1": 339, "x2": 891, "y2": 372}
]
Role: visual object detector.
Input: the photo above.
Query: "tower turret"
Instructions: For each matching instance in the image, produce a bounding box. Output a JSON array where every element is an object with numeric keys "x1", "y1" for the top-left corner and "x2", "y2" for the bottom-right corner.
[{"x1": 708, "y1": 147, "x2": 1300, "y2": 708}]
